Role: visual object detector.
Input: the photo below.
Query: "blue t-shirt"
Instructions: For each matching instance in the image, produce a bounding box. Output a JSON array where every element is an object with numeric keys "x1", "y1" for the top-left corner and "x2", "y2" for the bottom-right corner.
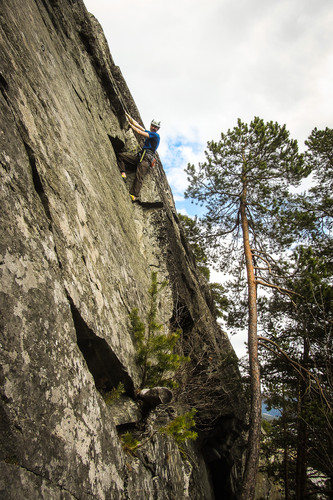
[{"x1": 143, "y1": 131, "x2": 160, "y2": 152}]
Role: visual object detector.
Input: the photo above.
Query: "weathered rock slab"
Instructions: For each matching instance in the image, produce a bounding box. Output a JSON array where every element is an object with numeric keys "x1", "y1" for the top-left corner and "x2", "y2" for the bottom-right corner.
[{"x1": 0, "y1": 1, "x2": 246, "y2": 498}]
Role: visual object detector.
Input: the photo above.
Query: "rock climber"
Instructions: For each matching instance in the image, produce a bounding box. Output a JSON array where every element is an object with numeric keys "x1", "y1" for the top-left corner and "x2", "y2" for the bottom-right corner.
[{"x1": 117, "y1": 112, "x2": 161, "y2": 202}]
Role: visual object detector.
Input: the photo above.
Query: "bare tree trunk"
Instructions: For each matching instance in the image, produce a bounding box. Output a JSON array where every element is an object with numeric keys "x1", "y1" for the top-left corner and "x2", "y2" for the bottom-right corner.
[
  {"x1": 296, "y1": 335, "x2": 310, "y2": 500},
  {"x1": 282, "y1": 394, "x2": 290, "y2": 500},
  {"x1": 239, "y1": 198, "x2": 262, "y2": 500},
  {"x1": 283, "y1": 417, "x2": 290, "y2": 500}
]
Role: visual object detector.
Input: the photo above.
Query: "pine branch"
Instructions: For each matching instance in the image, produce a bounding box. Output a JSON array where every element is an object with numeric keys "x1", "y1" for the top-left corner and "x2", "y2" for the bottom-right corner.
[
  {"x1": 258, "y1": 336, "x2": 332, "y2": 411},
  {"x1": 255, "y1": 279, "x2": 302, "y2": 300}
]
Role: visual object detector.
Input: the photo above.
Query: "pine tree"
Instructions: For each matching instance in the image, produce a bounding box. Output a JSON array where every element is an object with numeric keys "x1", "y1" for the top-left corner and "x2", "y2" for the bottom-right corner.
[
  {"x1": 305, "y1": 127, "x2": 333, "y2": 228},
  {"x1": 260, "y1": 245, "x2": 333, "y2": 498},
  {"x1": 130, "y1": 272, "x2": 189, "y2": 389},
  {"x1": 185, "y1": 117, "x2": 306, "y2": 499},
  {"x1": 259, "y1": 128, "x2": 333, "y2": 497}
]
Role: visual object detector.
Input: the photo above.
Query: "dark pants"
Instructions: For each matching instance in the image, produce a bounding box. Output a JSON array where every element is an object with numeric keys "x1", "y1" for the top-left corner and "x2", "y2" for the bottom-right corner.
[{"x1": 117, "y1": 151, "x2": 150, "y2": 198}]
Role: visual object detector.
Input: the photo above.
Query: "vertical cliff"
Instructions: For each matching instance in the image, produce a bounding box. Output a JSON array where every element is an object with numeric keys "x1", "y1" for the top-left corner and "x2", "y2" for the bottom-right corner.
[{"x1": 0, "y1": 1, "x2": 246, "y2": 498}]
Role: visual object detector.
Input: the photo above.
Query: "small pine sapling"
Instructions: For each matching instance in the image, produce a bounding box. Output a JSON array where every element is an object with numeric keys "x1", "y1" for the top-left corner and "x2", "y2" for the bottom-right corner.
[
  {"x1": 130, "y1": 272, "x2": 189, "y2": 388},
  {"x1": 159, "y1": 408, "x2": 198, "y2": 452},
  {"x1": 102, "y1": 382, "x2": 125, "y2": 406}
]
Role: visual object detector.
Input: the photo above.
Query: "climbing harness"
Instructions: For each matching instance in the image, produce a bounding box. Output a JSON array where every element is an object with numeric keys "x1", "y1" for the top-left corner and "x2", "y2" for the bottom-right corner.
[
  {"x1": 130, "y1": 144, "x2": 142, "y2": 155},
  {"x1": 139, "y1": 149, "x2": 157, "y2": 168},
  {"x1": 139, "y1": 149, "x2": 146, "y2": 163}
]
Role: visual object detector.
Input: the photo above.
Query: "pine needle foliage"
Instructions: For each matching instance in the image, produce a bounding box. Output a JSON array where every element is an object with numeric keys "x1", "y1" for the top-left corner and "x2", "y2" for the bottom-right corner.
[
  {"x1": 185, "y1": 117, "x2": 307, "y2": 500},
  {"x1": 102, "y1": 382, "x2": 125, "y2": 406},
  {"x1": 159, "y1": 409, "x2": 198, "y2": 448},
  {"x1": 130, "y1": 272, "x2": 190, "y2": 389}
]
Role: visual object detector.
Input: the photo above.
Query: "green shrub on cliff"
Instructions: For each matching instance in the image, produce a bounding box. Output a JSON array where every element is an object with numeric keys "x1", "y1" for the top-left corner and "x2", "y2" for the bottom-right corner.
[
  {"x1": 102, "y1": 382, "x2": 125, "y2": 406},
  {"x1": 130, "y1": 272, "x2": 189, "y2": 389},
  {"x1": 159, "y1": 408, "x2": 198, "y2": 446}
]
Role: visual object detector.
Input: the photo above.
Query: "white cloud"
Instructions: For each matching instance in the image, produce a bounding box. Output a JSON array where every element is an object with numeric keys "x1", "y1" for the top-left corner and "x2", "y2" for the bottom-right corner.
[
  {"x1": 83, "y1": 1, "x2": 333, "y2": 356},
  {"x1": 177, "y1": 207, "x2": 191, "y2": 217},
  {"x1": 84, "y1": 0, "x2": 333, "y2": 213},
  {"x1": 158, "y1": 132, "x2": 206, "y2": 202},
  {"x1": 84, "y1": 0, "x2": 333, "y2": 203},
  {"x1": 229, "y1": 331, "x2": 248, "y2": 360},
  {"x1": 97, "y1": 1, "x2": 330, "y2": 152}
]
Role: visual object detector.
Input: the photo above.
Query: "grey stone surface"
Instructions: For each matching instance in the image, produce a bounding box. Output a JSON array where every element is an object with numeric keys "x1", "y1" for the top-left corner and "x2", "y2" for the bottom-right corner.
[{"x1": 0, "y1": 1, "x2": 246, "y2": 498}]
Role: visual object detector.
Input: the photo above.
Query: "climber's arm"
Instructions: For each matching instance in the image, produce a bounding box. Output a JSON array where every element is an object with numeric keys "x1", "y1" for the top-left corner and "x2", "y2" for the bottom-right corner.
[
  {"x1": 129, "y1": 122, "x2": 149, "y2": 138},
  {"x1": 125, "y1": 112, "x2": 146, "y2": 133}
]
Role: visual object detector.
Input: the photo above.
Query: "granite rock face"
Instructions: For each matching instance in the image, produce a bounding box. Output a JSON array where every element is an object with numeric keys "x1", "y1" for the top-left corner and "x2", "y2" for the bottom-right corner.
[{"x1": 0, "y1": 1, "x2": 246, "y2": 498}]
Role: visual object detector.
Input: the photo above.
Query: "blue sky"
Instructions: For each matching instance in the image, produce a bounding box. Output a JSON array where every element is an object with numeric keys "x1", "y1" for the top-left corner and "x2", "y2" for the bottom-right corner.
[
  {"x1": 158, "y1": 134, "x2": 206, "y2": 216},
  {"x1": 84, "y1": 0, "x2": 333, "y2": 356}
]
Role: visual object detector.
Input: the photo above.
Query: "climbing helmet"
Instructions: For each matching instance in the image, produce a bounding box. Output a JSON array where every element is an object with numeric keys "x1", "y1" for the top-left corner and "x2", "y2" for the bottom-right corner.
[{"x1": 151, "y1": 119, "x2": 161, "y2": 129}]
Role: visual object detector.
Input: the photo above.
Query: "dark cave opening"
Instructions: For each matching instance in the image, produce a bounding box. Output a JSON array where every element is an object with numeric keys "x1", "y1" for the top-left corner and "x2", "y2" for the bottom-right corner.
[
  {"x1": 68, "y1": 296, "x2": 134, "y2": 397},
  {"x1": 208, "y1": 458, "x2": 236, "y2": 500},
  {"x1": 202, "y1": 415, "x2": 242, "y2": 500},
  {"x1": 107, "y1": 134, "x2": 125, "y2": 154}
]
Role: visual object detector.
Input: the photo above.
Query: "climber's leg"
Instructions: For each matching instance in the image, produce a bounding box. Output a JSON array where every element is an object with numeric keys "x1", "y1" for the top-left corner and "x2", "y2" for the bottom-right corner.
[
  {"x1": 130, "y1": 158, "x2": 150, "y2": 198},
  {"x1": 117, "y1": 152, "x2": 138, "y2": 177}
]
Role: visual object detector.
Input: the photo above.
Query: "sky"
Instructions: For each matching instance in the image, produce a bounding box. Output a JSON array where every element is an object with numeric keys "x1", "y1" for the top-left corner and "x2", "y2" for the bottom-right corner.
[{"x1": 84, "y1": 0, "x2": 333, "y2": 356}]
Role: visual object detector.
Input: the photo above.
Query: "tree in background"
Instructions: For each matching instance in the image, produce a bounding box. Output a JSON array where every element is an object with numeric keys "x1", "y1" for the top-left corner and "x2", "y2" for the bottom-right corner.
[
  {"x1": 185, "y1": 117, "x2": 306, "y2": 500},
  {"x1": 261, "y1": 386, "x2": 297, "y2": 499},
  {"x1": 259, "y1": 128, "x2": 333, "y2": 499},
  {"x1": 260, "y1": 246, "x2": 332, "y2": 498},
  {"x1": 304, "y1": 127, "x2": 333, "y2": 229}
]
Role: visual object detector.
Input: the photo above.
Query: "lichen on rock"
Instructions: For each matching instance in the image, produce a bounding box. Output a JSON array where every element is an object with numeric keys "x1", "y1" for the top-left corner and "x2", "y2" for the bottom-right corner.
[{"x1": 0, "y1": 1, "x2": 246, "y2": 499}]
